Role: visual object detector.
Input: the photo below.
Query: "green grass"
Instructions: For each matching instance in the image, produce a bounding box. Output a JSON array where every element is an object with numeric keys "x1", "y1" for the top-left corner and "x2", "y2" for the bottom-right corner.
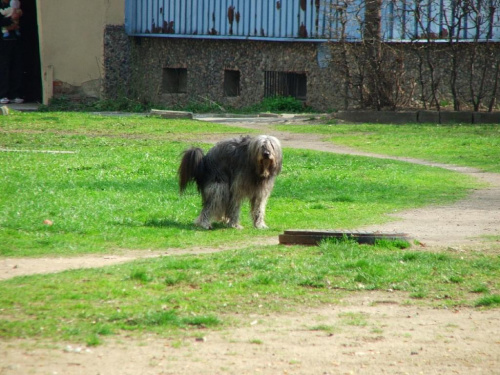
[
  {"x1": 40, "y1": 94, "x2": 313, "y2": 114},
  {"x1": 338, "y1": 312, "x2": 368, "y2": 326},
  {"x1": 474, "y1": 294, "x2": 500, "y2": 307},
  {"x1": 0, "y1": 111, "x2": 248, "y2": 138},
  {"x1": 0, "y1": 112, "x2": 479, "y2": 257},
  {"x1": 0, "y1": 240, "x2": 498, "y2": 344},
  {"x1": 248, "y1": 95, "x2": 311, "y2": 113},
  {"x1": 40, "y1": 96, "x2": 152, "y2": 113},
  {"x1": 275, "y1": 123, "x2": 500, "y2": 173},
  {"x1": 309, "y1": 324, "x2": 337, "y2": 334},
  {"x1": 1, "y1": 111, "x2": 498, "y2": 346}
]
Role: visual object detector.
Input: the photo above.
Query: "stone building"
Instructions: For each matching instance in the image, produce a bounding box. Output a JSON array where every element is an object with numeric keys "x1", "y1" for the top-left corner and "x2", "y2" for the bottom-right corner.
[
  {"x1": 111, "y1": 0, "x2": 500, "y2": 111},
  {"x1": 30, "y1": 0, "x2": 500, "y2": 111}
]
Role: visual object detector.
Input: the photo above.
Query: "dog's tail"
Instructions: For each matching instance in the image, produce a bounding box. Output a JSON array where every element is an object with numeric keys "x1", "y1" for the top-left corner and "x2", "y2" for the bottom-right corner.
[{"x1": 178, "y1": 147, "x2": 204, "y2": 193}]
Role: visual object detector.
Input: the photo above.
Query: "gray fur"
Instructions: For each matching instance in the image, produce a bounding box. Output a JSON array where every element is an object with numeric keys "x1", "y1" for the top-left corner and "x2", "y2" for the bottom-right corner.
[{"x1": 178, "y1": 135, "x2": 282, "y2": 229}]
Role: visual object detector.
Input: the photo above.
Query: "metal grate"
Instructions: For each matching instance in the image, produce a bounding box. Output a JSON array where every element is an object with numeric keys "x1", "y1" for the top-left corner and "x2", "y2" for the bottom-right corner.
[
  {"x1": 279, "y1": 230, "x2": 411, "y2": 246},
  {"x1": 264, "y1": 71, "x2": 307, "y2": 100}
]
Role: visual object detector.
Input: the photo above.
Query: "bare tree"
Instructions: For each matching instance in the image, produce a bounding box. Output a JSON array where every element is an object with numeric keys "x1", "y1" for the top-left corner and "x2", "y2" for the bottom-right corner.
[
  {"x1": 395, "y1": 0, "x2": 500, "y2": 111},
  {"x1": 465, "y1": 0, "x2": 500, "y2": 111},
  {"x1": 489, "y1": 60, "x2": 500, "y2": 112},
  {"x1": 327, "y1": 0, "x2": 409, "y2": 110},
  {"x1": 324, "y1": 0, "x2": 499, "y2": 111}
]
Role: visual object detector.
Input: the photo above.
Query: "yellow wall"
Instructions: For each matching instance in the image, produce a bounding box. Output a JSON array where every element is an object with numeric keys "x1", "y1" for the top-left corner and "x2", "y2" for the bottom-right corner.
[{"x1": 37, "y1": 0, "x2": 124, "y2": 104}]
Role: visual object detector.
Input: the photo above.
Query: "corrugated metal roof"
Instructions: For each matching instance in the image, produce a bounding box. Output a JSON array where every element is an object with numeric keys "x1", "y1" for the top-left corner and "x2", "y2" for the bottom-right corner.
[
  {"x1": 125, "y1": 0, "x2": 500, "y2": 41},
  {"x1": 125, "y1": 0, "x2": 363, "y2": 40}
]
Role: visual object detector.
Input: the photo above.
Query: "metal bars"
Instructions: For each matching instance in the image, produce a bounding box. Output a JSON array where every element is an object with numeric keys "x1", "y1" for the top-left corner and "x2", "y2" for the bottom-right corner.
[{"x1": 264, "y1": 71, "x2": 307, "y2": 100}]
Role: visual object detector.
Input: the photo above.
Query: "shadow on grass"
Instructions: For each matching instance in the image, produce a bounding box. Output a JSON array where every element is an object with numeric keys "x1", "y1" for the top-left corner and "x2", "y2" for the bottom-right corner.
[
  {"x1": 144, "y1": 218, "x2": 237, "y2": 231},
  {"x1": 144, "y1": 218, "x2": 194, "y2": 230}
]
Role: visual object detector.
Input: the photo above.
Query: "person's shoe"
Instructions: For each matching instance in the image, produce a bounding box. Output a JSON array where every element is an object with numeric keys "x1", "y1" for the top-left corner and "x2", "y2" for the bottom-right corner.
[
  {"x1": 12, "y1": 98, "x2": 24, "y2": 104},
  {"x1": 0, "y1": 98, "x2": 9, "y2": 104}
]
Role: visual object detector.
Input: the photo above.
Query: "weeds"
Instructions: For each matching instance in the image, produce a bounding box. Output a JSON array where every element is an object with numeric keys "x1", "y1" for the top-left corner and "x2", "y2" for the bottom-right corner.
[
  {"x1": 39, "y1": 96, "x2": 152, "y2": 113},
  {"x1": 254, "y1": 96, "x2": 310, "y2": 113},
  {"x1": 310, "y1": 324, "x2": 337, "y2": 334},
  {"x1": 38, "y1": 95, "x2": 312, "y2": 115},
  {"x1": 475, "y1": 294, "x2": 500, "y2": 307}
]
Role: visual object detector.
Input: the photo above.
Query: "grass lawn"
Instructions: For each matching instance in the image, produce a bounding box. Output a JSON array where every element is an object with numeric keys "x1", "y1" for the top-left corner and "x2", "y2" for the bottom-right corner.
[
  {"x1": 0, "y1": 111, "x2": 498, "y2": 345},
  {"x1": 1, "y1": 112, "x2": 479, "y2": 257},
  {"x1": 0, "y1": 240, "x2": 498, "y2": 345},
  {"x1": 275, "y1": 123, "x2": 500, "y2": 173}
]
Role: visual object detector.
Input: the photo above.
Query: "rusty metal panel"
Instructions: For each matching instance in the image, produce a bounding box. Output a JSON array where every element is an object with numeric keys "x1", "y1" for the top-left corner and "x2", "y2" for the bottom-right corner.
[
  {"x1": 278, "y1": 230, "x2": 411, "y2": 246},
  {"x1": 124, "y1": 0, "x2": 500, "y2": 41},
  {"x1": 125, "y1": 0, "x2": 364, "y2": 40}
]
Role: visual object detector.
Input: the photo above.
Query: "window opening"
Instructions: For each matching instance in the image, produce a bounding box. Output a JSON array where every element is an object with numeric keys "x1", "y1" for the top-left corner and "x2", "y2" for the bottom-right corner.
[
  {"x1": 224, "y1": 70, "x2": 241, "y2": 97},
  {"x1": 162, "y1": 68, "x2": 187, "y2": 93},
  {"x1": 264, "y1": 71, "x2": 307, "y2": 100}
]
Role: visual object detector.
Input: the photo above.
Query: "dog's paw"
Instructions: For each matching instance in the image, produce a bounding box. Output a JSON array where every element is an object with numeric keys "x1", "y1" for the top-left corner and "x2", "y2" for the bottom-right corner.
[
  {"x1": 254, "y1": 222, "x2": 269, "y2": 229},
  {"x1": 230, "y1": 223, "x2": 244, "y2": 230},
  {"x1": 194, "y1": 218, "x2": 212, "y2": 230}
]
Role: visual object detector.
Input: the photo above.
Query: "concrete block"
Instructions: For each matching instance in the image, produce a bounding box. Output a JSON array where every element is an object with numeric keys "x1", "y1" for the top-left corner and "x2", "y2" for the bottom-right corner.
[
  {"x1": 472, "y1": 112, "x2": 500, "y2": 124},
  {"x1": 258, "y1": 113, "x2": 281, "y2": 118},
  {"x1": 149, "y1": 109, "x2": 193, "y2": 119},
  {"x1": 334, "y1": 111, "x2": 417, "y2": 124},
  {"x1": 439, "y1": 111, "x2": 473, "y2": 124},
  {"x1": 417, "y1": 111, "x2": 440, "y2": 124},
  {"x1": 373, "y1": 111, "x2": 418, "y2": 124}
]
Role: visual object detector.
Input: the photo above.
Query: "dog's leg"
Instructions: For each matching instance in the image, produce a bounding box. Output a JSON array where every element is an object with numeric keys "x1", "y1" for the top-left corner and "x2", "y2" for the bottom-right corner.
[
  {"x1": 251, "y1": 194, "x2": 269, "y2": 229},
  {"x1": 226, "y1": 199, "x2": 243, "y2": 229},
  {"x1": 196, "y1": 182, "x2": 233, "y2": 230},
  {"x1": 195, "y1": 184, "x2": 222, "y2": 230},
  {"x1": 194, "y1": 208, "x2": 212, "y2": 229}
]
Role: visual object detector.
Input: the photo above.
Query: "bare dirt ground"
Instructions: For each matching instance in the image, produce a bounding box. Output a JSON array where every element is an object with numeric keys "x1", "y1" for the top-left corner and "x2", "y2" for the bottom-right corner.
[{"x1": 1, "y1": 116, "x2": 499, "y2": 375}]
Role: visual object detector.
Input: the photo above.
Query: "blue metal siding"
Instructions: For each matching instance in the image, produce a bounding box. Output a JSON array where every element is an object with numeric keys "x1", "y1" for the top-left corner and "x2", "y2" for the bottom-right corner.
[
  {"x1": 125, "y1": 0, "x2": 500, "y2": 41},
  {"x1": 381, "y1": 0, "x2": 500, "y2": 40}
]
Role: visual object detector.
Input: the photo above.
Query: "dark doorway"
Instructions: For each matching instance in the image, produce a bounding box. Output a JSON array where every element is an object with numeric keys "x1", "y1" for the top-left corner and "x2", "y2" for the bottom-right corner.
[{"x1": 19, "y1": 0, "x2": 42, "y2": 102}]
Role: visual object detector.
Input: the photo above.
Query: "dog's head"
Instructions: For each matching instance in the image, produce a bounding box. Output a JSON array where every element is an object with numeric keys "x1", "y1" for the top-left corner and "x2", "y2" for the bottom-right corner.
[{"x1": 250, "y1": 135, "x2": 282, "y2": 178}]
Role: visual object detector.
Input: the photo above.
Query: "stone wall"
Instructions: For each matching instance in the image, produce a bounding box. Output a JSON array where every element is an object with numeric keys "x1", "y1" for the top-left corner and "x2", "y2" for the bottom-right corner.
[
  {"x1": 103, "y1": 25, "x2": 132, "y2": 99},
  {"x1": 103, "y1": 29, "x2": 500, "y2": 112},
  {"x1": 123, "y1": 37, "x2": 341, "y2": 111}
]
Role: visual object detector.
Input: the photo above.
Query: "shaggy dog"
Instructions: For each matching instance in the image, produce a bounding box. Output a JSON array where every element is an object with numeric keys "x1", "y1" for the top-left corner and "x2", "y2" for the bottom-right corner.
[{"x1": 178, "y1": 135, "x2": 282, "y2": 229}]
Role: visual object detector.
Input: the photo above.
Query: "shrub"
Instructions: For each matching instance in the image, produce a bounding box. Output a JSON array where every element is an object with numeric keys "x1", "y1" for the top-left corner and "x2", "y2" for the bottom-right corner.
[{"x1": 259, "y1": 96, "x2": 308, "y2": 113}]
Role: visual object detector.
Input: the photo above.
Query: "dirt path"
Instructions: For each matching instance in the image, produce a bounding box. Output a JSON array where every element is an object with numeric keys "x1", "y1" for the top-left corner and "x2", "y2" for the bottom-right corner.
[
  {"x1": 1, "y1": 116, "x2": 499, "y2": 374},
  {"x1": 2, "y1": 290, "x2": 499, "y2": 375},
  {"x1": 206, "y1": 116, "x2": 500, "y2": 249}
]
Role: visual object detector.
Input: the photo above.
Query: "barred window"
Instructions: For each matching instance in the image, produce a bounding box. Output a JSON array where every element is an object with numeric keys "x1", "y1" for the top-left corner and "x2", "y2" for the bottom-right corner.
[{"x1": 264, "y1": 71, "x2": 307, "y2": 100}]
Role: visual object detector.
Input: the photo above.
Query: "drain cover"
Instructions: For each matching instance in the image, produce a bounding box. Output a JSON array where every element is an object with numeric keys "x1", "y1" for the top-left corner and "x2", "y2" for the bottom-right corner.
[{"x1": 279, "y1": 230, "x2": 411, "y2": 246}]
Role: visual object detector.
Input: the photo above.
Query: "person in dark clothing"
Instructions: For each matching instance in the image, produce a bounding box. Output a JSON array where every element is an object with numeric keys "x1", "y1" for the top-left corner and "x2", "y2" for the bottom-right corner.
[{"x1": 0, "y1": 0, "x2": 23, "y2": 104}]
